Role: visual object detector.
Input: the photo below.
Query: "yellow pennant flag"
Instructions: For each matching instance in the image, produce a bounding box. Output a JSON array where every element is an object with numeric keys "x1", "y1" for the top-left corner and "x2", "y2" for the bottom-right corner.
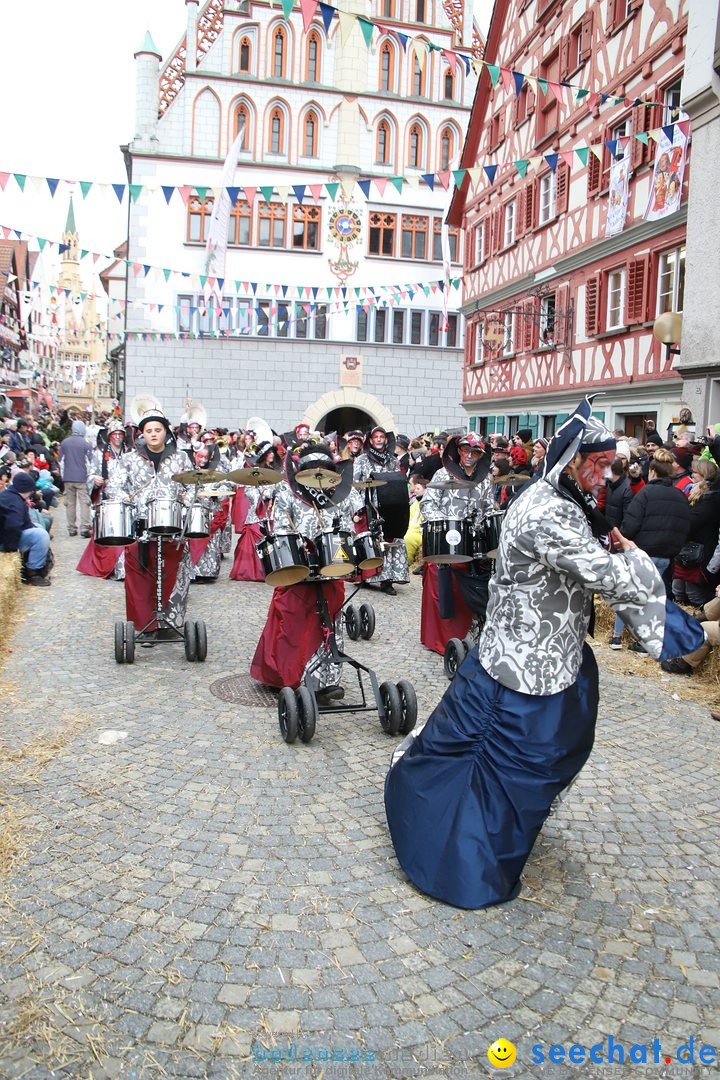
[
  {"x1": 338, "y1": 11, "x2": 357, "y2": 46},
  {"x1": 410, "y1": 38, "x2": 427, "y2": 70},
  {"x1": 589, "y1": 144, "x2": 604, "y2": 160},
  {"x1": 468, "y1": 166, "x2": 483, "y2": 190}
]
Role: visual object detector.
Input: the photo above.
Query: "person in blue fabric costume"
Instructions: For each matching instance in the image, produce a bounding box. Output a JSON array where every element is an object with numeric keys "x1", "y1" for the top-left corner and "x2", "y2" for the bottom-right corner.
[{"x1": 384, "y1": 397, "x2": 706, "y2": 910}]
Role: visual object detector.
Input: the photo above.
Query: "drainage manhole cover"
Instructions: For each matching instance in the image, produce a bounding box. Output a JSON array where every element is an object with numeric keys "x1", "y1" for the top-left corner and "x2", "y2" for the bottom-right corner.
[{"x1": 209, "y1": 674, "x2": 277, "y2": 707}]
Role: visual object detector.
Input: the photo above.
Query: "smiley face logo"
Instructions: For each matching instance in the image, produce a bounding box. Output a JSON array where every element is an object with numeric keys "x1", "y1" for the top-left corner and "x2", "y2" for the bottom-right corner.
[{"x1": 487, "y1": 1039, "x2": 517, "y2": 1068}]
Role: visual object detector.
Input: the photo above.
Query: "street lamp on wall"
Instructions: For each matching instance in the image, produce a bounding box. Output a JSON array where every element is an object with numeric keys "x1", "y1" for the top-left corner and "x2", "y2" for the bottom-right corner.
[{"x1": 653, "y1": 311, "x2": 683, "y2": 365}]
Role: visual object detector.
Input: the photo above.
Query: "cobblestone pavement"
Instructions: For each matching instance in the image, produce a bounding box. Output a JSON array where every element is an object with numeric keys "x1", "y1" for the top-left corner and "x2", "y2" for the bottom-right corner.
[{"x1": 1, "y1": 527, "x2": 719, "y2": 1080}]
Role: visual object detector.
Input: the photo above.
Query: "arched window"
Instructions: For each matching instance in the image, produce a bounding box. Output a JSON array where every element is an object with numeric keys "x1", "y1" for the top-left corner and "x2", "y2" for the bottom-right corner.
[
  {"x1": 408, "y1": 123, "x2": 424, "y2": 169},
  {"x1": 272, "y1": 27, "x2": 286, "y2": 77},
  {"x1": 381, "y1": 0, "x2": 396, "y2": 16},
  {"x1": 228, "y1": 198, "x2": 252, "y2": 246},
  {"x1": 188, "y1": 194, "x2": 214, "y2": 243},
  {"x1": 234, "y1": 102, "x2": 251, "y2": 150},
  {"x1": 239, "y1": 37, "x2": 251, "y2": 72},
  {"x1": 416, "y1": 0, "x2": 427, "y2": 22},
  {"x1": 379, "y1": 42, "x2": 394, "y2": 92},
  {"x1": 440, "y1": 126, "x2": 453, "y2": 170},
  {"x1": 376, "y1": 119, "x2": 390, "y2": 164},
  {"x1": 306, "y1": 31, "x2": 320, "y2": 81},
  {"x1": 268, "y1": 107, "x2": 285, "y2": 153},
  {"x1": 412, "y1": 55, "x2": 424, "y2": 96},
  {"x1": 444, "y1": 68, "x2": 454, "y2": 99},
  {"x1": 303, "y1": 111, "x2": 318, "y2": 156}
]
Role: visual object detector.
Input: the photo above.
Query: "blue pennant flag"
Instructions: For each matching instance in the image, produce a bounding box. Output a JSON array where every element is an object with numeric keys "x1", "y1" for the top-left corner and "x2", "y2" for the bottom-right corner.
[
  {"x1": 319, "y1": 2, "x2": 335, "y2": 33},
  {"x1": 662, "y1": 124, "x2": 675, "y2": 142},
  {"x1": 312, "y1": 287, "x2": 319, "y2": 298},
  {"x1": 604, "y1": 139, "x2": 618, "y2": 157},
  {"x1": 251, "y1": 282, "x2": 257, "y2": 294},
  {"x1": 293, "y1": 184, "x2": 306, "y2": 204},
  {"x1": 162, "y1": 186, "x2": 174, "y2": 204},
  {"x1": 512, "y1": 71, "x2": 525, "y2": 97},
  {"x1": 281, "y1": 284, "x2": 288, "y2": 297},
  {"x1": 227, "y1": 186, "x2": 241, "y2": 205},
  {"x1": 545, "y1": 153, "x2": 558, "y2": 173},
  {"x1": 112, "y1": 184, "x2": 126, "y2": 203},
  {"x1": 421, "y1": 173, "x2": 435, "y2": 190},
  {"x1": 483, "y1": 164, "x2": 497, "y2": 184},
  {"x1": 47, "y1": 178, "x2": 59, "y2": 197},
  {"x1": 396, "y1": 31, "x2": 408, "y2": 51},
  {"x1": 357, "y1": 179, "x2": 372, "y2": 199}
]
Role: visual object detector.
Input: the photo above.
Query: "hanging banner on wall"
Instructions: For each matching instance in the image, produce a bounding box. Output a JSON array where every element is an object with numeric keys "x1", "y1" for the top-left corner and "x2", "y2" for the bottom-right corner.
[
  {"x1": 644, "y1": 129, "x2": 687, "y2": 222},
  {"x1": 605, "y1": 152, "x2": 630, "y2": 237},
  {"x1": 203, "y1": 126, "x2": 246, "y2": 305}
]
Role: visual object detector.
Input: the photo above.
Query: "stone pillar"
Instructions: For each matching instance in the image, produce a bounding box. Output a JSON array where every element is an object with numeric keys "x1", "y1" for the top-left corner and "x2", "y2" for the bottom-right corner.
[
  {"x1": 186, "y1": 0, "x2": 199, "y2": 74},
  {"x1": 333, "y1": 0, "x2": 367, "y2": 173},
  {"x1": 676, "y1": 0, "x2": 720, "y2": 424},
  {"x1": 133, "y1": 32, "x2": 161, "y2": 146}
]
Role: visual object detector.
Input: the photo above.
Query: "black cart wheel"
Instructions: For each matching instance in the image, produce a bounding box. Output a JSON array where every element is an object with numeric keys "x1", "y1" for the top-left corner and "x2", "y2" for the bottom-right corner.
[
  {"x1": 184, "y1": 620, "x2": 197, "y2": 662},
  {"x1": 379, "y1": 680, "x2": 402, "y2": 736},
  {"x1": 462, "y1": 634, "x2": 475, "y2": 654},
  {"x1": 195, "y1": 620, "x2": 208, "y2": 662},
  {"x1": 278, "y1": 687, "x2": 299, "y2": 744},
  {"x1": 124, "y1": 621, "x2": 135, "y2": 664},
  {"x1": 114, "y1": 620, "x2": 125, "y2": 664},
  {"x1": 443, "y1": 637, "x2": 466, "y2": 680},
  {"x1": 345, "y1": 604, "x2": 360, "y2": 640},
  {"x1": 396, "y1": 680, "x2": 418, "y2": 735},
  {"x1": 359, "y1": 602, "x2": 376, "y2": 640},
  {"x1": 296, "y1": 687, "x2": 317, "y2": 744}
]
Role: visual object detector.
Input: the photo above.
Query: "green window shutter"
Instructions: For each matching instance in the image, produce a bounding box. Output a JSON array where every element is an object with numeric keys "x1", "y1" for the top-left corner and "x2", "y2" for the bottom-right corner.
[
  {"x1": 556, "y1": 413, "x2": 569, "y2": 423},
  {"x1": 592, "y1": 410, "x2": 605, "y2": 421},
  {"x1": 469, "y1": 416, "x2": 477, "y2": 432},
  {"x1": 528, "y1": 415, "x2": 539, "y2": 439}
]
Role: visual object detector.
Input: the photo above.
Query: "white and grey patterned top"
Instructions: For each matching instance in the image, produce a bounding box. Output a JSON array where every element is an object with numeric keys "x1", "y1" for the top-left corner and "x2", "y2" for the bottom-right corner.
[
  {"x1": 86, "y1": 446, "x2": 127, "y2": 498},
  {"x1": 352, "y1": 451, "x2": 399, "y2": 481},
  {"x1": 476, "y1": 478, "x2": 667, "y2": 696},
  {"x1": 420, "y1": 468, "x2": 495, "y2": 523},
  {"x1": 106, "y1": 446, "x2": 193, "y2": 518},
  {"x1": 271, "y1": 481, "x2": 361, "y2": 539}
]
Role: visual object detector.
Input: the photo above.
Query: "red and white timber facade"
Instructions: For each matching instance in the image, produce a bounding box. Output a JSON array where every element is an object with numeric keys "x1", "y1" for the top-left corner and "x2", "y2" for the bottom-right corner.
[{"x1": 448, "y1": 0, "x2": 689, "y2": 441}]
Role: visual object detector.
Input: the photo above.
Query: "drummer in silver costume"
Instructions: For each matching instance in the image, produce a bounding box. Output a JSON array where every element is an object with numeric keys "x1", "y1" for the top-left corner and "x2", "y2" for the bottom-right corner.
[
  {"x1": 421, "y1": 435, "x2": 495, "y2": 524},
  {"x1": 106, "y1": 409, "x2": 194, "y2": 632},
  {"x1": 79, "y1": 419, "x2": 129, "y2": 580},
  {"x1": 353, "y1": 427, "x2": 410, "y2": 595},
  {"x1": 187, "y1": 443, "x2": 230, "y2": 582}
]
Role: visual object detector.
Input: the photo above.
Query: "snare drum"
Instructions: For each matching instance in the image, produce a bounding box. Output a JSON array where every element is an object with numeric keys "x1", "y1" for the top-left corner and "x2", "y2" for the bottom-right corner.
[
  {"x1": 483, "y1": 511, "x2": 505, "y2": 559},
  {"x1": 315, "y1": 529, "x2": 354, "y2": 578},
  {"x1": 184, "y1": 503, "x2": 210, "y2": 538},
  {"x1": 256, "y1": 532, "x2": 310, "y2": 586},
  {"x1": 421, "y1": 519, "x2": 472, "y2": 564},
  {"x1": 146, "y1": 497, "x2": 184, "y2": 536},
  {"x1": 353, "y1": 530, "x2": 383, "y2": 571},
  {"x1": 93, "y1": 500, "x2": 136, "y2": 546}
]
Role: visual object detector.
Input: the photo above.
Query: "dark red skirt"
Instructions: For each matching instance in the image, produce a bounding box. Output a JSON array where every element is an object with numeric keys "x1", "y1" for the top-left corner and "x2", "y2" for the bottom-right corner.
[
  {"x1": 188, "y1": 502, "x2": 229, "y2": 566},
  {"x1": 124, "y1": 540, "x2": 184, "y2": 631},
  {"x1": 231, "y1": 489, "x2": 250, "y2": 532},
  {"x1": 76, "y1": 538, "x2": 123, "y2": 578},
  {"x1": 230, "y1": 523, "x2": 265, "y2": 581},
  {"x1": 250, "y1": 580, "x2": 345, "y2": 689},
  {"x1": 420, "y1": 562, "x2": 472, "y2": 655}
]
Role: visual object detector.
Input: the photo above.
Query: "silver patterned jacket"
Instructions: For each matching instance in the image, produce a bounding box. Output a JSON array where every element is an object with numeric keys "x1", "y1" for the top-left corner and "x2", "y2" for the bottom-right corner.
[
  {"x1": 271, "y1": 481, "x2": 360, "y2": 538},
  {"x1": 477, "y1": 477, "x2": 667, "y2": 696},
  {"x1": 106, "y1": 445, "x2": 193, "y2": 518},
  {"x1": 86, "y1": 446, "x2": 127, "y2": 499},
  {"x1": 420, "y1": 468, "x2": 495, "y2": 522}
]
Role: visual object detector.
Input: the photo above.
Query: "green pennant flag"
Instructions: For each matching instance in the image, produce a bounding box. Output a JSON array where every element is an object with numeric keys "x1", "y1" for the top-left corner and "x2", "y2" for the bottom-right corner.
[
  {"x1": 163, "y1": 268, "x2": 172, "y2": 282},
  {"x1": 281, "y1": 0, "x2": 294, "y2": 19},
  {"x1": 357, "y1": 16, "x2": 374, "y2": 47},
  {"x1": 537, "y1": 77, "x2": 548, "y2": 96},
  {"x1": 389, "y1": 176, "x2": 404, "y2": 193},
  {"x1": 38, "y1": 237, "x2": 46, "y2": 251},
  {"x1": 574, "y1": 146, "x2": 589, "y2": 166},
  {"x1": 325, "y1": 182, "x2": 339, "y2": 201},
  {"x1": 451, "y1": 169, "x2": 467, "y2": 186},
  {"x1": 200, "y1": 275, "x2": 208, "y2": 288},
  {"x1": 80, "y1": 181, "x2": 92, "y2": 199},
  {"x1": 129, "y1": 184, "x2": 143, "y2": 202},
  {"x1": 81, "y1": 249, "x2": 88, "y2": 259},
  {"x1": 575, "y1": 88, "x2": 590, "y2": 101},
  {"x1": 613, "y1": 96, "x2": 625, "y2": 105},
  {"x1": 514, "y1": 160, "x2": 529, "y2": 178},
  {"x1": 259, "y1": 186, "x2": 275, "y2": 202},
  {"x1": 14, "y1": 173, "x2": 26, "y2": 191},
  {"x1": 485, "y1": 64, "x2": 500, "y2": 87},
  {"x1": 636, "y1": 132, "x2": 648, "y2": 145},
  {"x1": 196, "y1": 186, "x2": 208, "y2": 202}
]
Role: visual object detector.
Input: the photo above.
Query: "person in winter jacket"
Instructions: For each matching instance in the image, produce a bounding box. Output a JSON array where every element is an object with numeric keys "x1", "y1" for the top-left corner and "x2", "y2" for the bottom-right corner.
[
  {"x1": 672, "y1": 459, "x2": 720, "y2": 607},
  {"x1": 604, "y1": 458, "x2": 633, "y2": 531},
  {"x1": 0, "y1": 472, "x2": 52, "y2": 585}
]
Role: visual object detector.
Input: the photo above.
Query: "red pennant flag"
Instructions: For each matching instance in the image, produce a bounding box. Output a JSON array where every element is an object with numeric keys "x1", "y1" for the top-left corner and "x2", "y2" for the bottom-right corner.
[
  {"x1": 437, "y1": 171, "x2": 451, "y2": 190},
  {"x1": 177, "y1": 186, "x2": 193, "y2": 206},
  {"x1": 500, "y1": 67, "x2": 513, "y2": 94},
  {"x1": 677, "y1": 120, "x2": 690, "y2": 138},
  {"x1": 299, "y1": 0, "x2": 318, "y2": 32},
  {"x1": 442, "y1": 49, "x2": 457, "y2": 77},
  {"x1": 309, "y1": 184, "x2": 323, "y2": 202},
  {"x1": 0, "y1": 173, "x2": 9, "y2": 191},
  {"x1": 560, "y1": 151, "x2": 575, "y2": 168},
  {"x1": 243, "y1": 186, "x2": 257, "y2": 206},
  {"x1": 374, "y1": 177, "x2": 388, "y2": 197},
  {"x1": 587, "y1": 92, "x2": 600, "y2": 109},
  {"x1": 548, "y1": 81, "x2": 564, "y2": 103}
]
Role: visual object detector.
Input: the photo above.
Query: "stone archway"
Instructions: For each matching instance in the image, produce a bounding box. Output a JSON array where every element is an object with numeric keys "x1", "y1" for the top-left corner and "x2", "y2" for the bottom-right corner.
[{"x1": 303, "y1": 387, "x2": 395, "y2": 433}]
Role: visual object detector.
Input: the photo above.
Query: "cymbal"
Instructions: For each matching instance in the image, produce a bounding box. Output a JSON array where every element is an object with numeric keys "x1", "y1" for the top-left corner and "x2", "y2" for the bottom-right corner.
[
  {"x1": 202, "y1": 487, "x2": 236, "y2": 498},
  {"x1": 295, "y1": 467, "x2": 340, "y2": 489},
  {"x1": 353, "y1": 478, "x2": 387, "y2": 490},
  {"x1": 496, "y1": 473, "x2": 532, "y2": 485},
  {"x1": 427, "y1": 477, "x2": 477, "y2": 491},
  {"x1": 226, "y1": 466, "x2": 283, "y2": 486},
  {"x1": 172, "y1": 469, "x2": 228, "y2": 485}
]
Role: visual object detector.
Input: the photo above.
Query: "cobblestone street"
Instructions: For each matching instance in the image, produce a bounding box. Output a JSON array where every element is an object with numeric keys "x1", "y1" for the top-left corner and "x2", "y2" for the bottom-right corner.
[{"x1": 1, "y1": 531, "x2": 719, "y2": 1079}]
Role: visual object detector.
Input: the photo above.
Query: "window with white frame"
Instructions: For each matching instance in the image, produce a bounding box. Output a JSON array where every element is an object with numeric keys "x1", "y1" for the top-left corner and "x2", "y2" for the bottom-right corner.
[
  {"x1": 657, "y1": 246, "x2": 685, "y2": 314},
  {"x1": 504, "y1": 200, "x2": 516, "y2": 247},
  {"x1": 538, "y1": 171, "x2": 557, "y2": 225},
  {"x1": 474, "y1": 323, "x2": 484, "y2": 365},
  {"x1": 663, "y1": 79, "x2": 683, "y2": 125},
  {"x1": 539, "y1": 294, "x2": 556, "y2": 346},
  {"x1": 474, "y1": 222, "x2": 484, "y2": 265},
  {"x1": 503, "y1": 311, "x2": 515, "y2": 355},
  {"x1": 606, "y1": 268, "x2": 625, "y2": 330},
  {"x1": 392, "y1": 309, "x2": 405, "y2": 343},
  {"x1": 410, "y1": 310, "x2": 423, "y2": 344},
  {"x1": 356, "y1": 307, "x2": 368, "y2": 341},
  {"x1": 374, "y1": 308, "x2": 388, "y2": 343}
]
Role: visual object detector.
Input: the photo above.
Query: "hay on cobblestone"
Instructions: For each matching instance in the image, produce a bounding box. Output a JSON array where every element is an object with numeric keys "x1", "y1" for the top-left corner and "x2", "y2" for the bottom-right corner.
[
  {"x1": 0, "y1": 978, "x2": 109, "y2": 1075},
  {"x1": 593, "y1": 599, "x2": 720, "y2": 706},
  {"x1": 0, "y1": 552, "x2": 22, "y2": 664}
]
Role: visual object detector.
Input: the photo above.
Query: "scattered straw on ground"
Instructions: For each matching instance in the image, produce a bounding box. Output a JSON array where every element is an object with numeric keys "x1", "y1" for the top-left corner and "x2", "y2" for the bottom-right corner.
[
  {"x1": 593, "y1": 600, "x2": 720, "y2": 707},
  {"x1": 0, "y1": 551, "x2": 22, "y2": 665}
]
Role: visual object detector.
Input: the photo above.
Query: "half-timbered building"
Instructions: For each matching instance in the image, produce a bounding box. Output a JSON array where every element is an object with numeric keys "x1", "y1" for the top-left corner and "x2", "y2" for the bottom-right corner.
[{"x1": 448, "y1": 0, "x2": 689, "y2": 441}]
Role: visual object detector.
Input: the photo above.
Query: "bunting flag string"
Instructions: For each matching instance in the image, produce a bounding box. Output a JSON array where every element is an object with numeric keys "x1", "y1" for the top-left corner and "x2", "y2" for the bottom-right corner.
[{"x1": 277, "y1": 0, "x2": 674, "y2": 112}]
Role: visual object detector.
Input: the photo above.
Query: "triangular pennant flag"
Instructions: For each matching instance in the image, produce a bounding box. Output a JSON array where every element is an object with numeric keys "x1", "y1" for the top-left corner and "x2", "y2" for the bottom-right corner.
[
  {"x1": 471, "y1": 58, "x2": 484, "y2": 77},
  {"x1": 357, "y1": 179, "x2": 372, "y2": 199},
  {"x1": 421, "y1": 173, "x2": 435, "y2": 191},
  {"x1": 451, "y1": 169, "x2": 467, "y2": 187},
  {"x1": 14, "y1": 174, "x2": 26, "y2": 191},
  {"x1": 437, "y1": 170, "x2": 451, "y2": 190},
  {"x1": 649, "y1": 129, "x2": 663, "y2": 144},
  {"x1": 308, "y1": 183, "x2": 323, "y2": 202},
  {"x1": 161, "y1": 185, "x2": 174, "y2": 204},
  {"x1": 485, "y1": 64, "x2": 500, "y2": 88},
  {"x1": 112, "y1": 184, "x2": 126, "y2": 203},
  {"x1": 196, "y1": 186, "x2": 208, "y2": 201},
  {"x1": 163, "y1": 268, "x2": 172, "y2": 282},
  {"x1": 259, "y1": 186, "x2": 275, "y2": 202},
  {"x1": 574, "y1": 146, "x2": 589, "y2": 167},
  {"x1": 468, "y1": 166, "x2": 483, "y2": 189},
  {"x1": 46, "y1": 177, "x2": 60, "y2": 197},
  {"x1": 281, "y1": 0, "x2": 294, "y2": 18},
  {"x1": 38, "y1": 237, "x2": 47, "y2": 251},
  {"x1": 357, "y1": 16, "x2": 374, "y2": 47},
  {"x1": 405, "y1": 175, "x2": 420, "y2": 190},
  {"x1": 483, "y1": 164, "x2": 497, "y2": 184},
  {"x1": 513, "y1": 71, "x2": 525, "y2": 97},
  {"x1": 227, "y1": 186, "x2": 241, "y2": 206},
  {"x1": 575, "y1": 88, "x2": 590, "y2": 101},
  {"x1": 589, "y1": 144, "x2": 604, "y2": 161},
  {"x1": 178, "y1": 186, "x2": 193, "y2": 205},
  {"x1": 560, "y1": 150, "x2": 575, "y2": 168},
  {"x1": 292, "y1": 184, "x2": 306, "y2": 204},
  {"x1": 79, "y1": 180, "x2": 93, "y2": 199},
  {"x1": 338, "y1": 10, "x2": 356, "y2": 45},
  {"x1": 500, "y1": 67, "x2": 513, "y2": 94},
  {"x1": 0, "y1": 173, "x2": 9, "y2": 192},
  {"x1": 129, "y1": 184, "x2": 143, "y2": 203},
  {"x1": 299, "y1": 0, "x2": 317, "y2": 33},
  {"x1": 548, "y1": 81, "x2": 564, "y2": 103},
  {"x1": 374, "y1": 177, "x2": 388, "y2": 196},
  {"x1": 677, "y1": 119, "x2": 690, "y2": 138},
  {"x1": 662, "y1": 124, "x2": 675, "y2": 142},
  {"x1": 604, "y1": 139, "x2": 618, "y2": 157},
  {"x1": 545, "y1": 153, "x2": 559, "y2": 173},
  {"x1": 319, "y1": 2, "x2": 334, "y2": 33},
  {"x1": 514, "y1": 159, "x2": 529, "y2": 179},
  {"x1": 396, "y1": 30, "x2": 408, "y2": 51},
  {"x1": 442, "y1": 49, "x2": 457, "y2": 77},
  {"x1": 243, "y1": 185, "x2": 258, "y2": 205},
  {"x1": 389, "y1": 176, "x2": 403, "y2": 193},
  {"x1": 325, "y1": 181, "x2": 339, "y2": 200},
  {"x1": 536, "y1": 77, "x2": 548, "y2": 96},
  {"x1": 586, "y1": 92, "x2": 600, "y2": 109},
  {"x1": 276, "y1": 185, "x2": 290, "y2": 202}
]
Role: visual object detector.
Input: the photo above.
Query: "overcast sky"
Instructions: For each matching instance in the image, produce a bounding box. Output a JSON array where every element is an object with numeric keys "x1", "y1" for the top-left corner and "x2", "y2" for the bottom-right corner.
[{"x1": 0, "y1": 0, "x2": 493, "y2": 274}]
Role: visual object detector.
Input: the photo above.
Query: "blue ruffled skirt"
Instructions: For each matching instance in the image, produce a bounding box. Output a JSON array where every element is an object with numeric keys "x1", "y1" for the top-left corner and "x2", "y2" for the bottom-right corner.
[{"x1": 384, "y1": 643, "x2": 599, "y2": 909}]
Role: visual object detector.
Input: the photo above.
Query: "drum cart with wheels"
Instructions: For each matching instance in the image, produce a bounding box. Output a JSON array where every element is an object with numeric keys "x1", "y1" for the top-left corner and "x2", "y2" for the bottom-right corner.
[
  {"x1": 113, "y1": 534, "x2": 208, "y2": 664},
  {"x1": 277, "y1": 579, "x2": 417, "y2": 745}
]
